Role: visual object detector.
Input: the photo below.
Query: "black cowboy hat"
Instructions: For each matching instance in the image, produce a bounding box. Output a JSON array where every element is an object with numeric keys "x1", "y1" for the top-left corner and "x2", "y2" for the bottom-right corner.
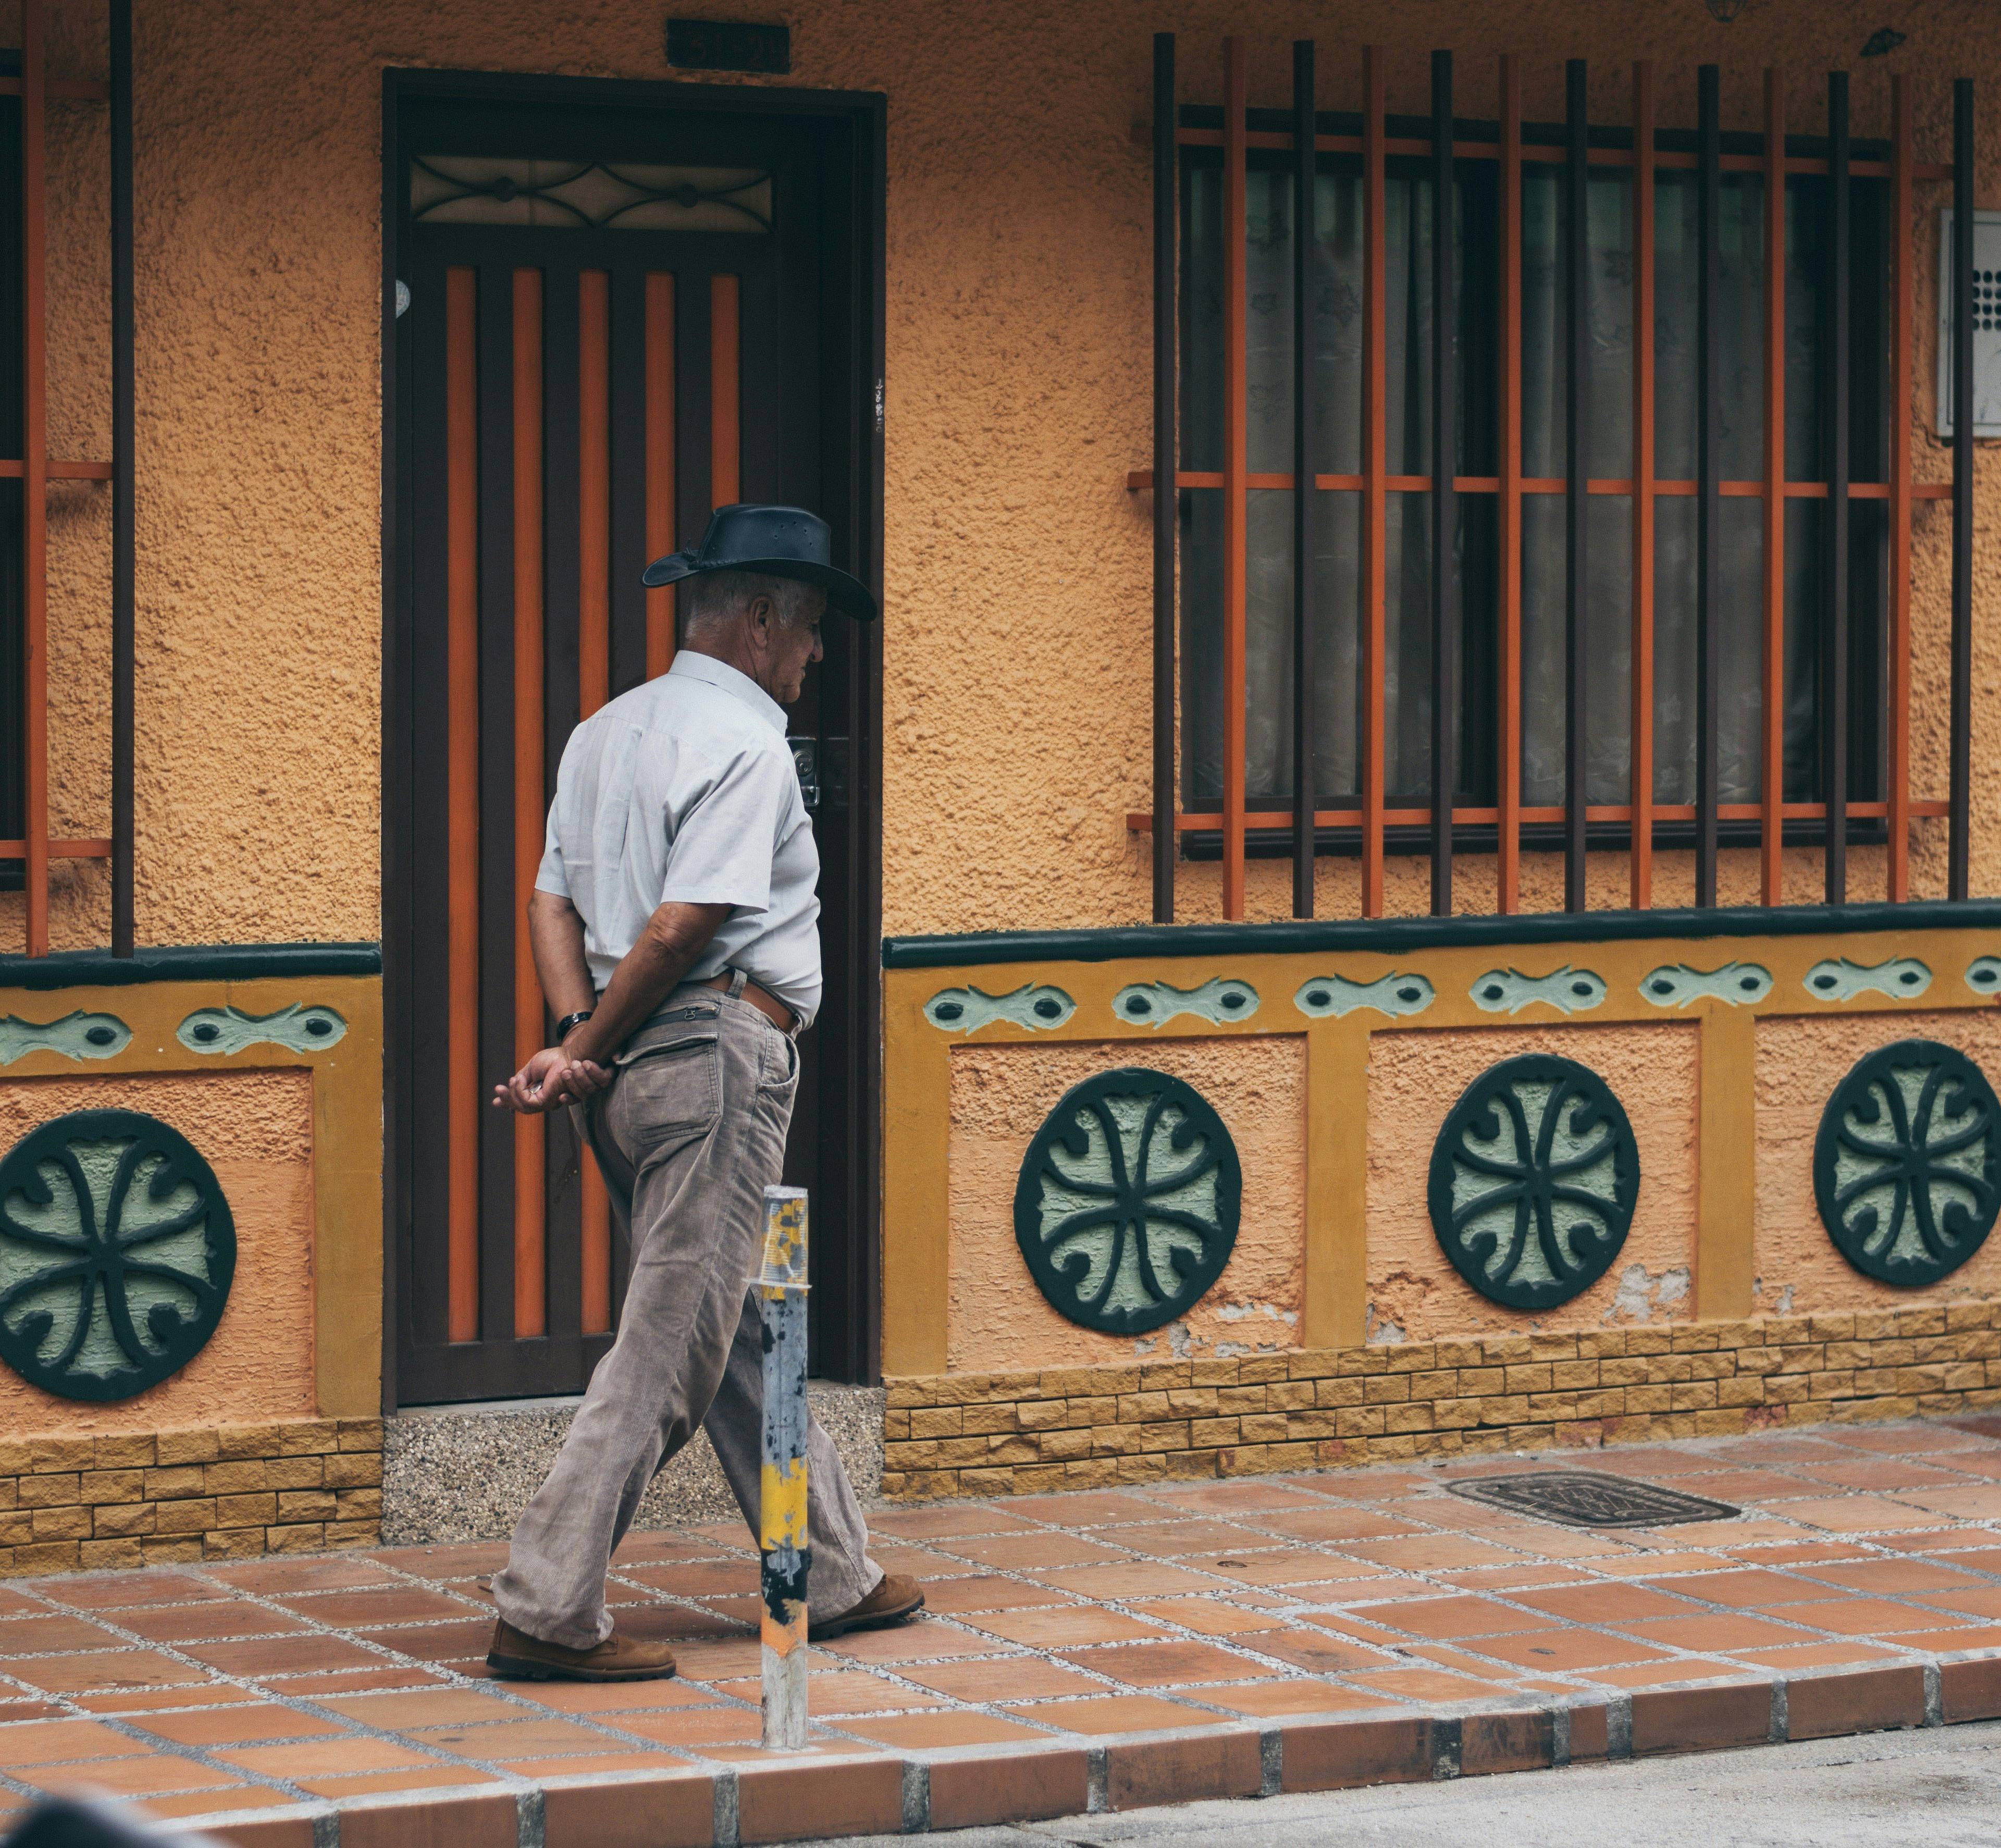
[{"x1": 641, "y1": 503, "x2": 877, "y2": 621}]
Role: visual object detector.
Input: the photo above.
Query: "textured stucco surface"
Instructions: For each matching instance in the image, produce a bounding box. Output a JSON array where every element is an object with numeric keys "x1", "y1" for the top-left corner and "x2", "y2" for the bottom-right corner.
[
  {"x1": 0, "y1": 1070, "x2": 316, "y2": 1436},
  {"x1": 1366, "y1": 1024, "x2": 1699, "y2": 1340},
  {"x1": 7, "y1": 0, "x2": 2001, "y2": 956},
  {"x1": 380, "y1": 1383, "x2": 885, "y2": 1543},
  {"x1": 1755, "y1": 1008, "x2": 2001, "y2": 1316},
  {"x1": 947, "y1": 1037, "x2": 1305, "y2": 1373}
]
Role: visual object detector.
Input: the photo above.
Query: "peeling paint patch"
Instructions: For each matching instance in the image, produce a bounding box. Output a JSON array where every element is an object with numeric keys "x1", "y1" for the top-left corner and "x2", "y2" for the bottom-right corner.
[
  {"x1": 1215, "y1": 1300, "x2": 1298, "y2": 1326},
  {"x1": 1605, "y1": 1261, "x2": 1690, "y2": 1325},
  {"x1": 1364, "y1": 1303, "x2": 1407, "y2": 1346}
]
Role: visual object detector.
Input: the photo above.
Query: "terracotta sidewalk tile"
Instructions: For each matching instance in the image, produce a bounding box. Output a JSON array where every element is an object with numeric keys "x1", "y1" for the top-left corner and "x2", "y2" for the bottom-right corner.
[
  {"x1": 21, "y1": 1756, "x2": 249, "y2": 1800},
  {"x1": 1110, "y1": 1521, "x2": 1266, "y2": 1556},
  {"x1": 618, "y1": 1562, "x2": 758, "y2": 1598},
  {"x1": 278, "y1": 1589, "x2": 475, "y2": 1627},
  {"x1": 868, "y1": 1545, "x2": 971, "y2": 1579},
  {"x1": 998, "y1": 1693, "x2": 1218, "y2": 1735},
  {"x1": 1618, "y1": 1614, "x2": 1816, "y2": 1653},
  {"x1": 1030, "y1": 1562, "x2": 1221, "y2": 1599},
  {"x1": 1889, "y1": 1486, "x2": 2001, "y2": 1520},
  {"x1": 294, "y1": 1768, "x2": 505, "y2": 1798},
  {"x1": 1789, "y1": 1460, "x2": 1971, "y2": 1491},
  {"x1": 1872, "y1": 1529, "x2": 1999, "y2": 1555},
  {"x1": 220, "y1": 1738, "x2": 438, "y2": 1777},
  {"x1": 266, "y1": 1669, "x2": 443, "y2": 1695},
  {"x1": 735, "y1": 1756, "x2": 904, "y2": 1845},
  {"x1": 867, "y1": 1507, "x2": 1037, "y2": 1541},
  {"x1": 1786, "y1": 1664, "x2": 1926, "y2": 1738},
  {"x1": 1512, "y1": 1583, "x2": 1694, "y2": 1624},
  {"x1": 837, "y1": 1711, "x2": 1042, "y2": 1749},
  {"x1": 1282, "y1": 1471, "x2": 1435, "y2": 1500},
  {"x1": 1153, "y1": 1483, "x2": 1330, "y2": 1514},
  {"x1": 338, "y1": 1789, "x2": 519, "y2": 1848},
  {"x1": 661, "y1": 1640, "x2": 764, "y2": 1681},
  {"x1": 818, "y1": 1622, "x2": 1012, "y2": 1665},
  {"x1": 510, "y1": 1679, "x2": 724, "y2": 1716},
  {"x1": 1470, "y1": 1523, "x2": 1640, "y2": 1560},
  {"x1": 72, "y1": 1687, "x2": 251, "y2": 1715},
  {"x1": 317, "y1": 1688, "x2": 517, "y2": 1728},
  {"x1": 133, "y1": 1706, "x2": 347, "y2": 1747},
  {"x1": 1897, "y1": 1624, "x2": 2001, "y2": 1653},
  {"x1": 899, "y1": 1657, "x2": 1104, "y2": 1704},
  {"x1": 1253, "y1": 1631, "x2": 1399, "y2": 1676},
  {"x1": 1106, "y1": 1728, "x2": 1262, "y2": 1810},
  {"x1": 354, "y1": 1621, "x2": 496, "y2": 1662},
  {"x1": 0, "y1": 1590, "x2": 50, "y2": 1617},
  {"x1": 588, "y1": 1605, "x2": 742, "y2": 1645},
  {"x1": 17, "y1": 1653, "x2": 211, "y2": 1695},
  {"x1": 714, "y1": 1670, "x2": 936, "y2": 1715},
  {"x1": 1737, "y1": 1643, "x2": 1908, "y2": 1669},
  {"x1": 1472, "y1": 1630, "x2": 1675, "y2": 1672},
  {"x1": 366, "y1": 1544, "x2": 512, "y2": 1578},
  {"x1": 117, "y1": 1606, "x2": 317, "y2": 1645},
  {"x1": 186, "y1": 1636, "x2": 385, "y2": 1677},
  {"x1": 48, "y1": 1574, "x2": 220, "y2": 1610},
  {"x1": 1282, "y1": 1711, "x2": 1434, "y2": 1790},
  {"x1": 1941, "y1": 1655, "x2": 2001, "y2": 1721},
  {"x1": 1128, "y1": 1598, "x2": 1290, "y2": 1636},
  {"x1": 1805, "y1": 1560, "x2": 1984, "y2": 1597},
  {"x1": 914, "y1": 1575, "x2": 1075, "y2": 1616},
  {"x1": 1201, "y1": 1682, "x2": 1392, "y2": 1717},
  {"x1": 1785, "y1": 1597, "x2": 1971, "y2": 1636},
  {"x1": 1639, "y1": 1570, "x2": 1820, "y2": 1609},
  {"x1": 1678, "y1": 1471, "x2": 1824, "y2": 1502},
  {"x1": 1929, "y1": 1453, "x2": 2001, "y2": 1481},
  {"x1": 928, "y1": 1747, "x2": 1091, "y2": 1832},
  {"x1": 0, "y1": 1703, "x2": 65, "y2": 1724},
  {"x1": 1057, "y1": 1640, "x2": 1277, "y2": 1687},
  {"x1": 1363, "y1": 1595, "x2": 1560, "y2": 1640},
  {"x1": 1591, "y1": 1552, "x2": 1738, "y2": 1576},
  {"x1": 1669, "y1": 1519, "x2": 1816, "y2": 1546},
  {"x1": 1337, "y1": 1535, "x2": 1529, "y2": 1572},
  {"x1": 0, "y1": 1616, "x2": 128, "y2": 1655},
  {"x1": 607, "y1": 1535, "x2": 733, "y2": 1568},
  {"x1": 205, "y1": 1559, "x2": 395, "y2": 1594},
  {"x1": 1260, "y1": 1509, "x2": 1428, "y2": 1544},
  {"x1": 1589, "y1": 1449, "x2": 1729, "y2": 1477},
  {"x1": 1006, "y1": 1493, "x2": 1163, "y2": 1526},
  {"x1": 613, "y1": 1708, "x2": 763, "y2": 1749},
  {"x1": 139, "y1": 1789, "x2": 313, "y2": 1821},
  {"x1": 415, "y1": 1716, "x2": 645, "y2": 1761},
  {"x1": 1630, "y1": 1680, "x2": 1774, "y2": 1752},
  {"x1": 1824, "y1": 1426, "x2": 1985, "y2": 1455},
  {"x1": 1344, "y1": 1667, "x2": 1507, "y2": 1705},
  {"x1": 1728, "y1": 1542, "x2": 1874, "y2": 1567},
  {"x1": 1934, "y1": 1548, "x2": 2001, "y2": 1572},
  {"x1": 541, "y1": 1770, "x2": 717, "y2": 1848},
  {"x1": 962, "y1": 1607, "x2": 1166, "y2": 1648},
  {"x1": 936, "y1": 1533, "x2": 1123, "y2": 1571},
  {"x1": 1582, "y1": 1661, "x2": 1747, "y2": 1690}
]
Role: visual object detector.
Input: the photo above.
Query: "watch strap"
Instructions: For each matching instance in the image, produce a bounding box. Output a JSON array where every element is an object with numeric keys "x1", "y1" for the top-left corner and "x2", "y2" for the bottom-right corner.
[{"x1": 555, "y1": 1010, "x2": 595, "y2": 1040}]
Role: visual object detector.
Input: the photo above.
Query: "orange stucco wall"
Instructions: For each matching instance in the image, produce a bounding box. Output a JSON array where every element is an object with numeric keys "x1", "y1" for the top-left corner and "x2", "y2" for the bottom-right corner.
[
  {"x1": 8, "y1": 0, "x2": 2001, "y2": 955},
  {"x1": 947, "y1": 1037, "x2": 1304, "y2": 1372},
  {"x1": 0, "y1": 1068, "x2": 317, "y2": 1434}
]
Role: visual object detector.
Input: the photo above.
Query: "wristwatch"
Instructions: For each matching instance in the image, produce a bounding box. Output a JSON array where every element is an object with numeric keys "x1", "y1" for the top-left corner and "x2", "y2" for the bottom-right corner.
[{"x1": 555, "y1": 1011, "x2": 595, "y2": 1040}]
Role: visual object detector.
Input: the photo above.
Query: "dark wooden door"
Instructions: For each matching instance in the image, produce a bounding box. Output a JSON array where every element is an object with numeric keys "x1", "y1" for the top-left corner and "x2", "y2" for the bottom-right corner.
[{"x1": 391, "y1": 86, "x2": 879, "y2": 1404}]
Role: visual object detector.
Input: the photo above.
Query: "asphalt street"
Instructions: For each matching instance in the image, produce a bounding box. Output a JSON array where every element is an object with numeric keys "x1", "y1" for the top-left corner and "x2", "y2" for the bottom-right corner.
[{"x1": 788, "y1": 1718, "x2": 2001, "y2": 1846}]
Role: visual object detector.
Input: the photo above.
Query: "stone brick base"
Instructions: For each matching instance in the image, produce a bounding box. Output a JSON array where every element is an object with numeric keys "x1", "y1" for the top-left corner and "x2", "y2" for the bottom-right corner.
[
  {"x1": 882, "y1": 1304, "x2": 2001, "y2": 1500},
  {"x1": 0, "y1": 1418, "x2": 385, "y2": 1575}
]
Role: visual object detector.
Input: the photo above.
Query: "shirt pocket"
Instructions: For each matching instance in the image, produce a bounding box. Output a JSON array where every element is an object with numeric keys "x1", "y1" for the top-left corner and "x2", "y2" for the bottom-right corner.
[{"x1": 615, "y1": 1029, "x2": 721, "y2": 1139}]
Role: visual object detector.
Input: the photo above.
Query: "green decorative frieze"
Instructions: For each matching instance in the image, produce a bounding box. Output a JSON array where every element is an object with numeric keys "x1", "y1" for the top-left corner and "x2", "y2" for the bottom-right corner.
[
  {"x1": 1111, "y1": 978, "x2": 1258, "y2": 1028},
  {"x1": 923, "y1": 984, "x2": 1074, "y2": 1033},
  {"x1": 1814, "y1": 1039, "x2": 1998, "y2": 1286},
  {"x1": 1013, "y1": 1068, "x2": 1241, "y2": 1336},
  {"x1": 1639, "y1": 964, "x2": 1773, "y2": 1008},
  {"x1": 1471, "y1": 966, "x2": 1607, "y2": 1016},
  {"x1": 176, "y1": 1004, "x2": 348, "y2": 1056},
  {"x1": 0, "y1": 1012, "x2": 130, "y2": 1066},
  {"x1": 1428, "y1": 1054, "x2": 1640, "y2": 1311},
  {"x1": 1967, "y1": 956, "x2": 2001, "y2": 996},
  {"x1": 1804, "y1": 957, "x2": 1932, "y2": 1003},
  {"x1": 1293, "y1": 971, "x2": 1435, "y2": 1020},
  {"x1": 0, "y1": 1110, "x2": 237, "y2": 1401}
]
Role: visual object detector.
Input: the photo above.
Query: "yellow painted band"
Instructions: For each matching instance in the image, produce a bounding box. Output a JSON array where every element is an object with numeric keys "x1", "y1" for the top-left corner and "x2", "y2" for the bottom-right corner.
[{"x1": 760, "y1": 1457, "x2": 807, "y2": 1550}]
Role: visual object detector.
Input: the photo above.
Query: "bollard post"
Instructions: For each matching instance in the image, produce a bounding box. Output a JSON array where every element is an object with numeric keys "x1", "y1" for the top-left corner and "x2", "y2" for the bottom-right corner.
[{"x1": 757, "y1": 1185, "x2": 810, "y2": 1751}]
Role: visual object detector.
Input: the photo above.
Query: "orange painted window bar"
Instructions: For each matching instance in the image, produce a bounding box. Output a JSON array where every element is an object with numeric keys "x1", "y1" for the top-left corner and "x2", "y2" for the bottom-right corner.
[
  {"x1": 1, "y1": 0, "x2": 131, "y2": 956},
  {"x1": 1139, "y1": 37, "x2": 1975, "y2": 925}
]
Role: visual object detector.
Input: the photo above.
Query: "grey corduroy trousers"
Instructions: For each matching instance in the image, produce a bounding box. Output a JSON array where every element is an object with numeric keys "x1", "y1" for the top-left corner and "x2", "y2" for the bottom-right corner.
[{"x1": 490, "y1": 979, "x2": 882, "y2": 1650}]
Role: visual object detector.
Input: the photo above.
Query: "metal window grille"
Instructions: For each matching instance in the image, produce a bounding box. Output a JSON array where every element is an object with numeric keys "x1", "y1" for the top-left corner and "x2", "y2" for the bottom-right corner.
[
  {"x1": 1142, "y1": 38, "x2": 1975, "y2": 924},
  {"x1": 3, "y1": 0, "x2": 133, "y2": 956}
]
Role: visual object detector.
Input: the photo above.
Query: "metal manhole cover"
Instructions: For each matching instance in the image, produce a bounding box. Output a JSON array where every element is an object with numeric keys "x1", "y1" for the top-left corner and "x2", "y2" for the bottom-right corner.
[{"x1": 1446, "y1": 1470, "x2": 1740, "y2": 1529}]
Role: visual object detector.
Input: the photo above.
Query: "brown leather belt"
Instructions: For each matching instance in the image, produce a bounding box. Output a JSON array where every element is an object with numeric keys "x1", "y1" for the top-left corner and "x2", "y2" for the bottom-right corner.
[{"x1": 700, "y1": 972, "x2": 797, "y2": 1033}]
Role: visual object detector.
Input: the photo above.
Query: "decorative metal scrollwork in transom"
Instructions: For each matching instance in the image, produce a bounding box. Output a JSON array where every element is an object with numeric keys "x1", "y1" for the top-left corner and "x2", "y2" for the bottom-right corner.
[
  {"x1": 410, "y1": 156, "x2": 773, "y2": 233},
  {"x1": 0, "y1": 1110, "x2": 237, "y2": 1401},
  {"x1": 1428, "y1": 1054, "x2": 1640, "y2": 1310},
  {"x1": 1814, "y1": 1039, "x2": 2000, "y2": 1286},
  {"x1": 1014, "y1": 1069, "x2": 1241, "y2": 1336}
]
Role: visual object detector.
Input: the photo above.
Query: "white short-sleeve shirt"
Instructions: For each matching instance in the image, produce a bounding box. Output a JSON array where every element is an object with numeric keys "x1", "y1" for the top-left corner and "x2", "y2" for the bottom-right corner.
[{"x1": 535, "y1": 651, "x2": 821, "y2": 1027}]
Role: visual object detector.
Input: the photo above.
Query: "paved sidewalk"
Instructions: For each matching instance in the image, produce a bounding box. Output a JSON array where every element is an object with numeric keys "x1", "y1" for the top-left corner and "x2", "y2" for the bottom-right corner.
[{"x1": 5, "y1": 1416, "x2": 2001, "y2": 1842}]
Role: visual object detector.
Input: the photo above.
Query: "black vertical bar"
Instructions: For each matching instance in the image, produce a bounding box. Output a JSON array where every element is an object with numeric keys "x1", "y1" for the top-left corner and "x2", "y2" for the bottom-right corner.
[
  {"x1": 608, "y1": 263, "x2": 648, "y2": 697},
  {"x1": 1292, "y1": 39, "x2": 1316, "y2": 916},
  {"x1": 1950, "y1": 78, "x2": 1974, "y2": 900},
  {"x1": 1697, "y1": 65, "x2": 1721, "y2": 906},
  {"x1": 1429, "y1": 50, "x2": 1455, "y2": 916},
  {"x1": 109, "y1": 0, "x2": 131, "y2": 954},
  {"x1": 1564, "y1": 58, "x2": 1588, "y2": 911},
  {"x1": 1824, "y1": 71, "x2": 1850, "y2": 905},
  {"x1": 1153, "y1": 32, "x2": 1177, "y2": 923}
]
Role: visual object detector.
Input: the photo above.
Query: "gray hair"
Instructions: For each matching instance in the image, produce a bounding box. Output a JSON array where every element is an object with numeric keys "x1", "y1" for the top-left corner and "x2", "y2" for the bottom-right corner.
[{"x1": 680, "y1": 569, "x2": 823, "y2": 635}]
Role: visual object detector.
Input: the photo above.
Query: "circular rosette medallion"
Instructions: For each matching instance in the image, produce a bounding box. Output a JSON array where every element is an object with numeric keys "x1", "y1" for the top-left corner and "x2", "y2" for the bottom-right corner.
[
  {"x1": 1012, "y1": 1068, "x2": 1242, "y2": 1335},
  {"x1": 0, "y1": 1110, "x2": 237, "y2": 1401},
  {"x1": 1427, "y1": 1054, "x2": 1641, "y2": 1310},
  {"x1": 1814, "y1": 1039, "x2": 2000, "y2": 1286}
]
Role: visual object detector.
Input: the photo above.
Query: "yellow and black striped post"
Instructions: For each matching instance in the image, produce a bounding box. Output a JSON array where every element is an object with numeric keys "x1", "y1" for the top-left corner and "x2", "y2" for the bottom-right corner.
[{"x1": 757, "y1": 1185, "x2": 810, "y2": 1750}]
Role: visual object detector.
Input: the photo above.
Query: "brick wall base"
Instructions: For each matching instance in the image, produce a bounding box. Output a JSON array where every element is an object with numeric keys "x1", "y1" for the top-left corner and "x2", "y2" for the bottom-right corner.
[
  {"x1": 883, "y1": 1305, "x2": 2001, "y2": 1500},
  {"x1": 0, "y1": 1418, "x2": 384, "y2": 1575}
]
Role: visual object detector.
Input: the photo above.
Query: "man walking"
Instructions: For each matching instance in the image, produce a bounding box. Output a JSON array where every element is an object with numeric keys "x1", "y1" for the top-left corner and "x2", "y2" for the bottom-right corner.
[{"x1": 484, "y1": 505, "x2": 921, "y2": 1682}]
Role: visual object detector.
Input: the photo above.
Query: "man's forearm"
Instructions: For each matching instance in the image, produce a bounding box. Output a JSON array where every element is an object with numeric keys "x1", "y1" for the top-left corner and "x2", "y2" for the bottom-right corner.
[
  {"x1": 528, "y1": 892, "x2": 597, "y2": 1022},
  {"x1": 564, "y1": 902, "x2": 727, "y2": 1067}
]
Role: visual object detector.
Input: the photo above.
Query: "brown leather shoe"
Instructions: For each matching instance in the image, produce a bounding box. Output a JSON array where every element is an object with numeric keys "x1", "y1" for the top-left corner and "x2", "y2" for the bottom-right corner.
[
  {"x1": 808, "y1": 1572, "x2": 925, "y2": 1641},
  {"x1": 486, "y1": 1617, "x2": 676, "y2": 1682}
]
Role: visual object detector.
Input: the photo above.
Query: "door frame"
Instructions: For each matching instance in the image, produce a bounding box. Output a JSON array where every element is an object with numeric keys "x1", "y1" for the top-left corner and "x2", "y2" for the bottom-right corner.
[{"x1": 379, "y1": 67, "x2": 887, "y2": 1407}]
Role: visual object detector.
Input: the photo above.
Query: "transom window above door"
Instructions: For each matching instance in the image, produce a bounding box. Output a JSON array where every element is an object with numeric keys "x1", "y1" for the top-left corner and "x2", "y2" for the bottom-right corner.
[{"x1": 411, "y1": 156, "x2": 773, "y2": 232}]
